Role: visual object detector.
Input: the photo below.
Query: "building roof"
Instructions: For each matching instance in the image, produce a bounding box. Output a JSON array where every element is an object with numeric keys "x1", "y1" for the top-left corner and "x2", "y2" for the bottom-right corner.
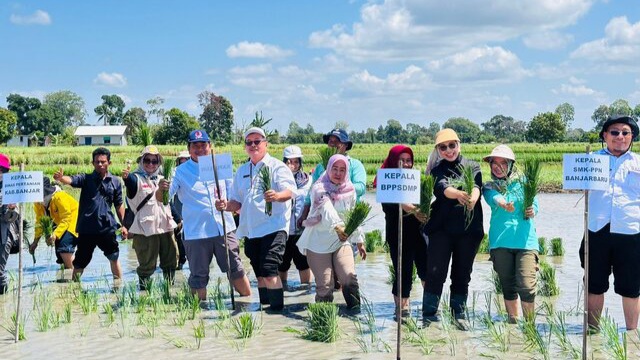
[{"x1": 74, "y1": 126, "x2": 127, "y2": 136}]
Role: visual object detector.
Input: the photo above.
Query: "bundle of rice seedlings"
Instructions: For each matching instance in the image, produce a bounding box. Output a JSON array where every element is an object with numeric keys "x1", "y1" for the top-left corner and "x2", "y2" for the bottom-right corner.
[
  {"x1": 258, "y1": 165, "x2": 272, "y2": 216},
  {"x1": 537, "y1": 260, "x2": 560, "y2": 297},
  {"x1": 446, "y1": 163, "x2": 476, "y2": 230},
  {"x1": 344, "y1": 201, "x2": 372, "y2": 237},
  {"x1": 364, "y1": 229, "x2": 383, "y2": 253},
  {"x1": 231, "y1": 312, "x2": 262, "y2": 339},
  {"x1": 520, "y1": 158, "x2": 541, "y2": 220},
  {"x1": 138, "y1": 124, "x2": 153, "y2": 147},
  {"x1": 477, "y1": 233, "x2": 489, "y2": 254},
  {"x1": 550, "y1": 237, "x2": 564, "y2": 256},
  {"x1": 318, "y1": 147, "x2": 338, "y2": 171},
  {"x1": 38, "y1": 215, "x2": 55, "y2": 246},
  {"x1": 302, "y1": 302, "x2": 340, "y2": 342},
  {"x1": 162, "y1": 158, "x2": 174, "y2": 205},
  {"x1": 418, "y1": 174, "x2": 435, "y2": 222},
  {"x1": 538, "y1": 237, "x2": 548, "y2": 255}
]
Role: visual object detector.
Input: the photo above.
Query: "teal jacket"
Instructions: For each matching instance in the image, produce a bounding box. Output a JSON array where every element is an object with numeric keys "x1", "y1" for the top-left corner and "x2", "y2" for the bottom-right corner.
[
  {"x1": 304, "y1": 156, "x2": 367, "y2": 206},
  {"x1": 482, "y1": 178, "x2": 539, "y2": 251}
]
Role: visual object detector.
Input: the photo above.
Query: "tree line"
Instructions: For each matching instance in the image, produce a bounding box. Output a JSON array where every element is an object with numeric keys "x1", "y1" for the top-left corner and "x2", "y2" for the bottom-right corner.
[{"x1": 1, "y1": 90, "x2": 640, "y2": 146}]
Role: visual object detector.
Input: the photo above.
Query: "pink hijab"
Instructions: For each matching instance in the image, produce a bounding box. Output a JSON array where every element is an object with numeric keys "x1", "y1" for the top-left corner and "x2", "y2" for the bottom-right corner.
[{"x1": 304, "y1": 154, "x2": 354, "y2": 226}]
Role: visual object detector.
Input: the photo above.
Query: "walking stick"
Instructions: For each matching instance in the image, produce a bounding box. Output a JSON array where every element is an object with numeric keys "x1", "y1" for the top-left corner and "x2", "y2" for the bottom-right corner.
[
  {"x1": 211, "y1": 152, "x2": 235, "y2": 310},
  {"x1": 582, "y1": 144, "x2": 591, "y2": 360},
  {"x1": 396, "y1": 160, "x2": 404, "y2": 360},
  {"x1": 15, "y1": 163, "x2": 25, "y2": 343}
]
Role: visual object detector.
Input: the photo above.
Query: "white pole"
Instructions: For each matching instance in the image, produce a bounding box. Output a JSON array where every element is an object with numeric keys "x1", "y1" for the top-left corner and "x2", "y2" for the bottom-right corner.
[
  {"x1": 14, "y1": 163, "x2": 25, "y2": 343},
  {"x1": 396, "y1": 159, "x2": 404, "y2": 360},
  {"x1": 582, "y1": 145, "x2": 590, "y2": 360}
]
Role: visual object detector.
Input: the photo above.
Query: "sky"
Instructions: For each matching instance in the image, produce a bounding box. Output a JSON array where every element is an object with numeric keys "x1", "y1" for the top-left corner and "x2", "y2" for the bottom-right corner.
[{"x1": 1, "y1": 0, "x2": 640, "y2": 134}]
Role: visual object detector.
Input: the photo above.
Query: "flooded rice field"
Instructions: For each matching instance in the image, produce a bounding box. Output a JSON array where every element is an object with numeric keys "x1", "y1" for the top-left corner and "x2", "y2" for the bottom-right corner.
[{"x1": 1, "y1": 192, "x2": 639, "y2": 359}]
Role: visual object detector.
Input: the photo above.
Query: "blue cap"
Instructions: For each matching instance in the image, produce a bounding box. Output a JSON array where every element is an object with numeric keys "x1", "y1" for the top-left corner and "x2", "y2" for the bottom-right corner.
[
  {"x1": 322, "y1": 128, "x2": 353, "y2": 150},
  {"x1": 188, "y1": 129, "x2": 210, "y2": 143}
]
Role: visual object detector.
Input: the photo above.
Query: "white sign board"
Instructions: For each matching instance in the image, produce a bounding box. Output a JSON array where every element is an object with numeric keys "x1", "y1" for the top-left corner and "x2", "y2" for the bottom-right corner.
[
  {"x1": 198, "y1": 153, "x2": 234, "y2": 182},
  {"x1": 375, "y1": 169, "x2": 421, "y2": 204},
  {"x1": 563, "y1": 154, "x2": 609, "y2": 190},
  {"x1": 2, "y1": 171, "x2": 44, "y2": 204}
]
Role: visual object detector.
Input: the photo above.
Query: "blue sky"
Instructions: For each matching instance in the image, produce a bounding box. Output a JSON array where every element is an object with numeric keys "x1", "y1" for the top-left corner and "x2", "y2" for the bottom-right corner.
[{"x1": 1, "y1": 0, "x2": 640, "y2": 133}]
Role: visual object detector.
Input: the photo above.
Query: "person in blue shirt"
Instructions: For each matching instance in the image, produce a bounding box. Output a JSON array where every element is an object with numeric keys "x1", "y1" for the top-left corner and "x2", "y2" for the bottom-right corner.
[
  {"x1": 580, "y1": 115, "x2": 640, "y2": 331},
  {"x1": 482, "y1": 145, "x2": 538, "y2": 323}
]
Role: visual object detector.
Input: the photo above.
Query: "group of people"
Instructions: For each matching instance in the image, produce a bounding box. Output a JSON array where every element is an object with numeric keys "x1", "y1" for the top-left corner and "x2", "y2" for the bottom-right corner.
[{"x1": 0, "y1": 114, "x2": 638, "y2": 333}]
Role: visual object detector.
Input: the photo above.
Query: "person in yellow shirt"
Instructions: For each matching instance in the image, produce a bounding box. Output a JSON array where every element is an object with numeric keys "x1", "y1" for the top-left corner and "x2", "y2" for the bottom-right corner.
[{"x1": 30, "y1": 177, "x2": 79, "y2": 270}]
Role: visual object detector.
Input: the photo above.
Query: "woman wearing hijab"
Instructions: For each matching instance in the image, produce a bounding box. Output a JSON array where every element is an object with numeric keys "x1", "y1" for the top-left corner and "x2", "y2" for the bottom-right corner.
[
  {"x1": 278, "y1": 146, "x2": 312, "y2": 290},
  {"x1": 422, "y1": 129, "x2": 484, "y2": 330},
  {"x1": 297, "y1": 154, "x2": 367, "y2": 311},
  {"x1": 482, "y1": 145, "x2": 538, "y2": 323},
  {"x1": 375, "y1": 145, "x2": 428, "y2": 319},
  {"x1": 30, "y1": 177, "x2": 79, "y2": 272},
  {"x1": 123, "y1": 145, "x2": 178, "y2": 289}
]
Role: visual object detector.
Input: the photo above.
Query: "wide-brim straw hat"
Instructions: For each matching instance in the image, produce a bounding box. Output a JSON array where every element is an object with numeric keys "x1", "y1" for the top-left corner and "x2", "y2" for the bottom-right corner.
[
  {"x1": 434, "y1": 128, "x2": 460, "y2": 146},
  {"x1": 136, "y1": 145, "x2": 164, "y2": 164},
  {"x1": 483, "y1": 144, "x2": 516, "y2": 163}
]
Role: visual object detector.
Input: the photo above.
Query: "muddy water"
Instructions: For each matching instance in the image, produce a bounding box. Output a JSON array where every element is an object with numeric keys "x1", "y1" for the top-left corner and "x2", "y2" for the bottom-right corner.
[{"x1": 1, "y1": 192, "x2": 638, "y2": 359}]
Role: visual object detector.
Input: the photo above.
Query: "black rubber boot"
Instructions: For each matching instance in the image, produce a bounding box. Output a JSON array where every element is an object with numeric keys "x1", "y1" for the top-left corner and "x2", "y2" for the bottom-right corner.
[
  {"x1": 258, "y1": 287, "x2": 269, "y2": 305},
  {"x1": 422, "y1": 291, "x2": 441, "y2": 327},
  {"x1": 343, "y1": 284, "x2": 361, "y2": 312},
  {"x1": 450, "y1": 293, "x2": 470, "y2": 331},
  {"x1": 267, "y1": 288, "x2": 284, "y2": 311}
]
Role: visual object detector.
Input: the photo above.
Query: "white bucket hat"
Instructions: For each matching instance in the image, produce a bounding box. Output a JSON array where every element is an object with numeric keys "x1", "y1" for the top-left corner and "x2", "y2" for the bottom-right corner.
[
  {"x1": 283, "y1": 145, "x2": 303, "y2": 159},
  {"x1": 483, "y1": 144, "x2": 516, "y2": 163}
]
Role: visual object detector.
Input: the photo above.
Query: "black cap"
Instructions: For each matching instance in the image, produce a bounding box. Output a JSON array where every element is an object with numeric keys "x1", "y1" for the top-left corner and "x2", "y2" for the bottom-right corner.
[
  {"x1": 600, "y1": 115, "x2": 639, "y2": 140},
  {"x1": 322, "y1": 128, "x2": 353, "y2": 151}
]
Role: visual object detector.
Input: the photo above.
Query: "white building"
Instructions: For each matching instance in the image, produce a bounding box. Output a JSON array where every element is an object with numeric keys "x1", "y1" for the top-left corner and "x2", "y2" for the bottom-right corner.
[
  {"x1": 74, "y1": 126, "x2": 128, "y2": 146},
  {"x1": 6, "y1": 134, "x2": 35, "y2": 147}
]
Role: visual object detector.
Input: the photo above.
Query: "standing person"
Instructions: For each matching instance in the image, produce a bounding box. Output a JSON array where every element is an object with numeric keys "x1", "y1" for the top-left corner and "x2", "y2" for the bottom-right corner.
[
  {"x1": 172, "y1": 150, "x2": 190, "y2": 270},
  {"x1": 53, "y1": 147, "x2": 126, "y2": 283},
  {"x1": 278, "y1": 145, "x2": 312, "y2": 290},
  {"x1": 580, "y1": 115, "x2": 640, "y2": 331},
  {"x1": 482, "y1": 145, "x2": 539, "y2": 323},
  {"x1": 122, "y1": 145, "x2": 178, "y2": 289},
  {"x1": 30, "y1": 177, "x2": 79, "y2": 271},
  {"x1": 297, "y1": 154, "x2": 367, "y2": 311},
  {"x1": 215, "y1": 127, "x2": 295, "y2": 311},
  {"x1": 0, "y1": 153, "x2": 20, "y2": 295},
  {"x1": 298, "y1": 128, "x2": 367, "y2": 228},
  {"x1": 169, "y1": 130, "x2": 251, "y2": 301},
  {"x1": 374, "y1": 145, "x2": 427, "y2": 318},
  {"x1": 421, "y1": 129, "x2": 484, "y2": 330}
]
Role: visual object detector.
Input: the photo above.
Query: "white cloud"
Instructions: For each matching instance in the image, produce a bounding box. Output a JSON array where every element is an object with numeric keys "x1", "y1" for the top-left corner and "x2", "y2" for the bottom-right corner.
[
  {"x1": 116, "y1": 94, "x2": 132, "y2": 105},
  {"x1": 10, "y1": 10, "x2": 51, "y2": 25},
  {"x1": 229, "y1": 64, "x2": 272, "y2": 75},
  {"x1": 523, "y1": 31, "x2": 573, "y2": 50},
  {"x1": 427, "y1": 46, "x2": 530, "y2": 82},
  {"x1": 309, "y1": 0, "x2": 594, "y2": 60},
  {"x1": 571, "y1": 16, "x2": 640, "y2": 67},
  {"x1": 94, "y1": 72, "x2": 127, "y2": 87},
  {"x1": 344, "y1": 65, "x2": 433, "y2": 95},
  {"x1": 552, "y1": 83, "x2": 604, "y2": 97},
  {"x1": 228, "y1": 65, "x2": 315, "y2": 91},
  {"x1": 226, "y1": 41, "x2": 293, "y2": 58}
]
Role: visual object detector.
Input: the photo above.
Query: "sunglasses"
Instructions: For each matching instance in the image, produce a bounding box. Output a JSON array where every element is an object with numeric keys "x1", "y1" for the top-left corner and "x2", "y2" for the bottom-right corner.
[
  {"x1": 609, "y1": 130, "x2": 632, "y2": 137},
  {"x1": 437, "y1": 142, "x2": 457, "y2": 152},
  {"x1": 143, "y1": 159, "x2": 159, "y2": 165},
  {"x1": 245, "y1": 139, "x2": 265, "y2": 146}
]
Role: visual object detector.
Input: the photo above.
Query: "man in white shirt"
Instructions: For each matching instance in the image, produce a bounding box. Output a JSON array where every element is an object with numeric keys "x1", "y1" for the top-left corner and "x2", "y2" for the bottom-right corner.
[
  {"x1": 580, "y1": 115, "x2": 640, "y2": 331},
  {"x1": 169, "y1": 129, "x2": 251, "y2": 301},
  {"x1": 216, "y1": 127, "x2": 295, "y2": 311}
]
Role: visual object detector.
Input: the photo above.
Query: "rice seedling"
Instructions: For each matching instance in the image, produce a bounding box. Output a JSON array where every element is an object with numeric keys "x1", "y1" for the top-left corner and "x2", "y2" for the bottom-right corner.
[
  {"x1": 138, "y1": 124, "x2": 153, "y2": 146},
  {"x1": 77, "y1": 288, "x2": 99, "y2": 314},
  {"x1": 547, "y1": 310, "x2": 581, "y2": 359},
  {"x1": 162, "y1": 158, "x2": 174, "y2": 205},
  {"x1": 477, "y1": 233, "x2": 490, "y2": 254},
  {"x1": 538, "y1": 236, "x2": 548, "y2": 255},
  {"x1": 258, "y1": 165, "x2": 272, "y2": 216},
  {"x1": 352, "y1": 294, "x2": 390, "y2": 353},
  {"x1": 63, "y1": 302, "x2": 72, "y2": 324},
  {"x1": 38, "y1": 215, "x2": 55, "y2": 245},
  {"x1": 600, "y1": 313, "x2": 628, "y2": 360},
  {"x1": 480, "y1": 314, "x2": 510, "y2": 352},
  {"x1": 103, "y1": 303, "x2": 115, "y2": 326},
  {"x1": 418, "y1": 174, "x2": 435, "y2": 221},
  {"x1": 402, "y1": 317, "x2": 444, "y2": 355},
  {"x1": 386, "y1": 263, "x2": 417, "y2": 285},
  {"x1": 318, "y1": 146, "x2": 338, "y2": 171},
  {"x1": 33, "y1": 289, "x2": 57, "y2": 332},
  {"x1": 193, "y1": 319, "x2": 206, "y2": 349},
  {"x1": 537, "y1": 260, "x2": 560, "y2": 297},
  {"x1": 550, "y1": 237, "x2": 564, "y2": 256},
  {"x1": 299, "y1": 302, "x2": 341, "y2": 343},
  {"x1": 344, "y1": 201, "x2": 372, "y2": 236},
  {"x1": 446, "y1": 162, "x2": 476, "y2": 230},
  {"x1": 491, "y1": 270, "x2": 503, "y2": 295},
  {"x1": 230, "y1": 312, "x2": 262, "y2": 339},
  {"x1": 1, "y1": 312, "x2": 27, "y2": 340},
  {"x1": 364, "y1": 229, "x2": 383, "y2": 253},
  {"x1": 519, "y1": 158, "x2": 541, "y2": 220},
  {"x1": 519, "y1": 317, "x2": 550, "y2": 360}
]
